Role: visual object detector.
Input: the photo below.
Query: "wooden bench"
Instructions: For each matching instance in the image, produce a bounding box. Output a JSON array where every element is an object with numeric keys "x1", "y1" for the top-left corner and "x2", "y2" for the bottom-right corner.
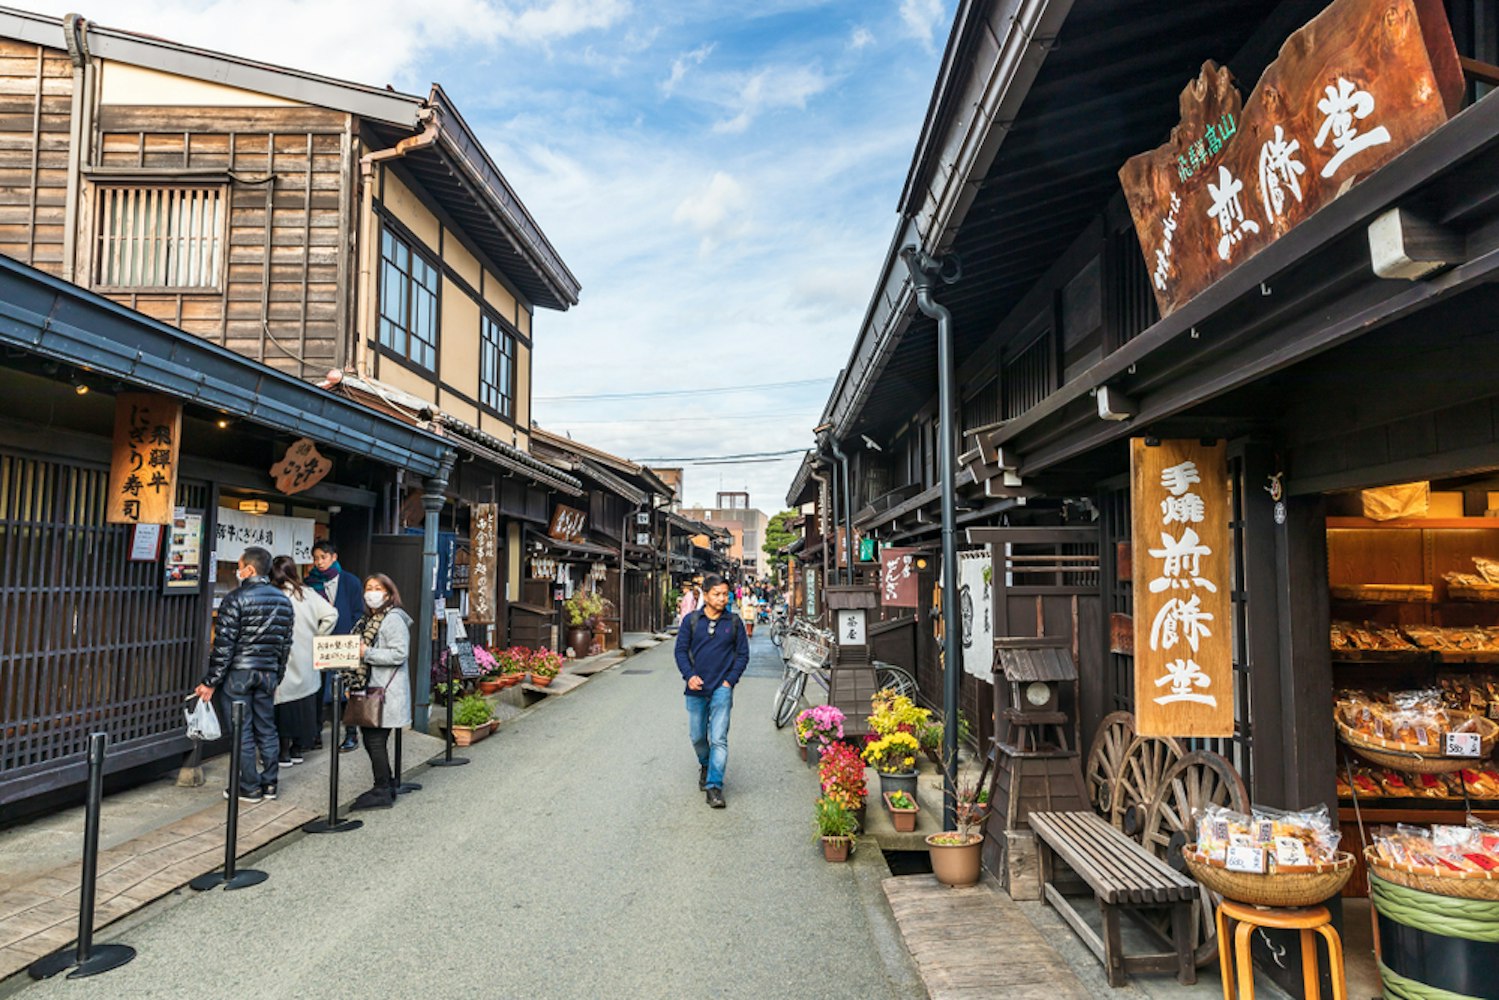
[{"x1": 1029, "y1": 810, "x2": 1199, "y2": 988}]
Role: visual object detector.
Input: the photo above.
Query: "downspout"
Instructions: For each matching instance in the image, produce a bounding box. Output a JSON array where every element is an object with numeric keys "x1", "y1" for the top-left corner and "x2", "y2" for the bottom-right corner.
[
  {"x1": 902, "y1": 245, "x2": 962, "y2": 831},
  {"x1": 61, "y1": 14, "x2": 91, "y2": 284},
  {"x1": 354, "y1": 106, "x2": 440, "y2": 379},
  {"x1": 828, "y1": 436, "x2": 854, "y2": 585}
]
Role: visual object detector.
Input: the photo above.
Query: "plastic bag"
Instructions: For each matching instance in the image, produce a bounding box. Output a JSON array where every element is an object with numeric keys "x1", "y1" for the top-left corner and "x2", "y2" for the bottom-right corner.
[{"x1": 185, "y1": 696, "x2": 221, "y2": 741}]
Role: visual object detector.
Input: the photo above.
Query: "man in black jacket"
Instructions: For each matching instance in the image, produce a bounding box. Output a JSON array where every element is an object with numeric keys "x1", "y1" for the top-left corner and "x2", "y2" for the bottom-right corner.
[{"x1": 195, "y1": 546, "x2": 295, "y2": 803}]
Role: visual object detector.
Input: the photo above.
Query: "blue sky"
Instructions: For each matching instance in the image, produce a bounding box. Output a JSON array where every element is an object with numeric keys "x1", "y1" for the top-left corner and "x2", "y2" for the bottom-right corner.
[{"x1": 33, "y1": 0, "x2": 953, "y2": 509}]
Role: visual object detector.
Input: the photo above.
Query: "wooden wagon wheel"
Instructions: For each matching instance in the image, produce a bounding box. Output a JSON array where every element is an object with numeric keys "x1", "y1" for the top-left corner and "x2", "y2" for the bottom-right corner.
[
  {"x1": 1084, "y1": 712, "x2": 1135, "y2": 818},
  {"x1": 1110, "y1": 734, "x2": 1183, "y2": 835},
  {"x1": 1140, "y1": 750, "x2": 1250, "y2": 968}
]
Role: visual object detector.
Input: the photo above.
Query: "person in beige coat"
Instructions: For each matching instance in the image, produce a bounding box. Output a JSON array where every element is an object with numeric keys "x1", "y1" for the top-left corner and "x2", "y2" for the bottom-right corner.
[{"x1": 270, "y1": 555, "x2": 337, "y2": 765}]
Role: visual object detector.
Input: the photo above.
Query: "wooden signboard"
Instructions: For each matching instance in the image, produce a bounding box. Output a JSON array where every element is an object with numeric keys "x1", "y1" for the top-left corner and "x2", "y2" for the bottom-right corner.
[
  {"x1": 269, "y1": 437, "x2": 333, "y2": 495},
  {"x1": 469, "y1": 503, "x2": 498, "y2": 624},
  {"x1": 1131, "y1": 439, "x2": 1233, "y2": 738},
  {"x1": 548, "y1": 503, "x2": 587, "y2": 543},
  {"x1": 1120, "y1": 0, "x2": 1463, "y2": 318},
  {"x1": 107, "y1": 393, "x2": 181, "y2": 524},
  {"x1": 879, "y1": 547, "x2": 919, "y2": 608}
]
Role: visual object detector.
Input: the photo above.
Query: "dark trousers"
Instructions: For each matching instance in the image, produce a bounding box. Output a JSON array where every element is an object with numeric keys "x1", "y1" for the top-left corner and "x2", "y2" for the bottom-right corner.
[
  {"x1": 275, "y1": 692, "x2": 318, "y2": 753},
  {"x1": 361, "y1": 727, "x2": 393, "y2": 790},
  {"x1": 225, "y1": 669, "x2": 279, "y2": 794}
]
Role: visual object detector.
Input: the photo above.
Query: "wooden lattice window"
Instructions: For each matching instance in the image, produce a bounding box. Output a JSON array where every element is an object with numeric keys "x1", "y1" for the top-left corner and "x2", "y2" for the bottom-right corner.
[
  {"x1": 378, "y1": 227, "x2": 439, "y2": 371},
  {"x1": 94, "y1": 185, "x2": 226, "y2": 291},
  {"x1": 480, "y1": 311, "x2": 515, "y2": 418}
]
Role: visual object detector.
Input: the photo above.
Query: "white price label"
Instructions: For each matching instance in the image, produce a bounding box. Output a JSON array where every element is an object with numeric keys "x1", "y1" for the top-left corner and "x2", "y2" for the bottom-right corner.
[
  {"x1": 1225, "y1": 845, "x2": 1266, "y2": 874},
  {"x1": 1445, "y1": 731, "x2": 1482, "y2": 758},
  {"x1": 1273, "y1": 837, "x2": 1309, "y2": 867}
]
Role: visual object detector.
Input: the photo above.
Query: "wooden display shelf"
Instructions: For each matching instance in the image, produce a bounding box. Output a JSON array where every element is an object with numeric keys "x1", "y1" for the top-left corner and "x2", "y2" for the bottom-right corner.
[
  {"x1": 1330, "y1": 650, "x2": 1428, "y2": 663},
  {"x1": 1327, "y1": 517, "x2": 1499, "y2": 530},
  {"x1": 1339, "y1": 805, "x2": 1499, "y2": 822}
]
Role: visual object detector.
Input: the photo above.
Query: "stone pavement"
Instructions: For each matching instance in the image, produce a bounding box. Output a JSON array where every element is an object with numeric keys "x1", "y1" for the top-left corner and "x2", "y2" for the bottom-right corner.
[{"x1": 6, "y1": 634, "x2": 925, "y2": 1000}]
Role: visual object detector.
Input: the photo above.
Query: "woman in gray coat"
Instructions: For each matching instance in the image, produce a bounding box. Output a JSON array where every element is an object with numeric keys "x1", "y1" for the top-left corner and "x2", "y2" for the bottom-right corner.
[{"x1": 348, "y1": 572, "x2": 412, "y2": 811}]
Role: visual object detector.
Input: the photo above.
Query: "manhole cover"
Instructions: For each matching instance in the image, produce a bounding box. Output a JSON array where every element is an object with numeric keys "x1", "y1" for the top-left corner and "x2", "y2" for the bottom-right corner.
[{"x1": 621, "y1": 669, "x2": 652, "y2": 675}]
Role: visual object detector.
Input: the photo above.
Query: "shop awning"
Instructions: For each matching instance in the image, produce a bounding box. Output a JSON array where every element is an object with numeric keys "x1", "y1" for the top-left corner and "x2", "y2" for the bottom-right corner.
[
  {"x1": 579, "y1": 458, "x2": 647, "y2": 506},
  {"x1": 542, "y1": 537, "x2": 618, "y2": 560},
  {"x1": 0, "y1": 257, "x2": 455, "y2": 477}
]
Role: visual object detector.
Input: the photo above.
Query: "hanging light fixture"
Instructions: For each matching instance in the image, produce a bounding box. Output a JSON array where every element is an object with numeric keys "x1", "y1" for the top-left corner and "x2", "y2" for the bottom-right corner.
[{"x1": 238, "y1": 499, "x2": 269, "y2": 515}]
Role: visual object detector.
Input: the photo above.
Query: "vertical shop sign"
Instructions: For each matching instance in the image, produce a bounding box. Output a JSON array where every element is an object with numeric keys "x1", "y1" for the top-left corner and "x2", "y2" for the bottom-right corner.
[
  {"x1": 1119, "y1": 0, "x2": 1462, "y2": 318},
  {"x1": 1131, "y1": 439, "x2": 1233, "y2": 737},
  {"x1": 469, "y1": 503, "x2": 498, "y2": 625},
  {"x1": 107, "y1": 393, "x2": 181, "y2": 524},
  {"x1": 880, "y1": 547, "x2": 919, "y2": 608}
]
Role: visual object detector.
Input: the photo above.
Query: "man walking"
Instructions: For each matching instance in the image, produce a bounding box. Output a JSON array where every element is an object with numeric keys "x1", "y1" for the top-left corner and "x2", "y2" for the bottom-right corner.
[
  {"x1": 674, "y1": 574, "x2": 748, "y2": 808},
  {"x1": 306, "y1": 539, "x2": 363, "y2": 753},
  {"x1": 195, "y1": 546, "x2": 295, "y2": 803}
]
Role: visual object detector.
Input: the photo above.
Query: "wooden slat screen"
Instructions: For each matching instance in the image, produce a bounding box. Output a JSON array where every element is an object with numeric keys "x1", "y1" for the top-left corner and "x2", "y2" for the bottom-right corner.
[
  {"x1": 1002, "y1": 332, "x2": 1053, "y2": 421},
  {"x1": 0, "y1": 453, "x2": 210, "y2": 803},
  {"x1": 1106, "y1": 226, "x2": 1159, "y2": 348},
  {"x1": 95, "y1": 185, "x2": 225, "y2": 291}
]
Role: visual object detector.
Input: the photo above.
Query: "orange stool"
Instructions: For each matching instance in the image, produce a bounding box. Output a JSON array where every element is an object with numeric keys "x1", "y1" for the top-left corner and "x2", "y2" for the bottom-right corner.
[{"x1": 1214, "y1": 900, "x2": 1347, "y2": 1000}]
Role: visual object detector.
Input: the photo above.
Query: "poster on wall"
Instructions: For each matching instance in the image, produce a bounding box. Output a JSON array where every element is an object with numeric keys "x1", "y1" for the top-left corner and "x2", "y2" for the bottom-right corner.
[
  {"x1": 106, "y1": 393, "x2": 181, "y2": 525},
  {"x1": 164, "y1": 507, "x2": 204, "y2": 593},
  {"x1": 1131, "y1": 438, "x2": 1234, "y2": 738},
  {"x1": 214, "y1": 506, "x2": 315, "y2": 563},
  {"x1": 958, "y1": 549, "x2": 993, "y2": 681}
]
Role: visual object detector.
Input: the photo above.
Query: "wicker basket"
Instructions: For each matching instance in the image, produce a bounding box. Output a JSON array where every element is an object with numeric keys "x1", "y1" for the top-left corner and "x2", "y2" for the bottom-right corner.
[
  {"x1": 1181, "y1": 847, "x2": 1355, "y2": 907},
  {"x1": 1364, "y1": 847, "x2": 1499, "y2": 900},
  {"x1": 1336, "y1": 715, "x2": 1499, "y2": 775}
]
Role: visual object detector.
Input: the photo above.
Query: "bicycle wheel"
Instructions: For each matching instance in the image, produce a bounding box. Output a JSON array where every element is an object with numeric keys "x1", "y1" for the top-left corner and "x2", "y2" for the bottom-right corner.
[
  {"x1": 773, "y1": 671, "x2": 807, "y2": 729},
  {"x1": 875, "y1": 663, "x2": 918, "y2": 700},
  {"x1": 770, "y1": 624, "x2": 783, "y2": 648}
]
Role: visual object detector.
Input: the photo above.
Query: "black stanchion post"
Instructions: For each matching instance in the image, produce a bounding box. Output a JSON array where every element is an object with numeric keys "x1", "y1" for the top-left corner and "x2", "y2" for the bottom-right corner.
[
  {"x1": 191, "y1": 701, "x2": 268, "y2": 890},
  {"x1": 28, "y1": 733, "x2": 136, "y2": 980},
  {"x1": 305, "y1": 670, "x2": 362, "y2": 833},
  {"x1": 394, "y1": 727, "x2": 421, "y2": 794},
  {"x1": 428, "y1": 653, "x2": 468, "y2": 767}
]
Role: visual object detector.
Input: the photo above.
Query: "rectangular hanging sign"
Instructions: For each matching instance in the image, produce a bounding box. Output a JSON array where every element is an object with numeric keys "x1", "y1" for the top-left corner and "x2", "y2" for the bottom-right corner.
[
  {"x1": 879, "y1": 547, "x2": 920, "y2": 608},
  {"x1": 106, "y1": 393, "x2": 181, "y2": 525},
  {"x1": 1131, "y1": 438, "x2": 1234, "y2": 738}
]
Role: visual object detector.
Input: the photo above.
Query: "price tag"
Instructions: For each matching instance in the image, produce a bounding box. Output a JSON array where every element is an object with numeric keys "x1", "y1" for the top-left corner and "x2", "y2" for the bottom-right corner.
[
  {"x1": 1225, "y1": 845, "x2": 1266, "y2": 874},
  {"x1": 1273, "y1": 837, "x2": 1309, "y2": 867},
  {"x1": 1445, "y1": 731, "x2": 1482, "y2": 758},
  {"x1": 1254, "y1": 820, "x2": 1274, "y2": 846}
]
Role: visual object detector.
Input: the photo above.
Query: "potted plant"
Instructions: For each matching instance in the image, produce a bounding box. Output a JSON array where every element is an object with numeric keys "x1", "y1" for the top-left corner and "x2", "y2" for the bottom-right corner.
[
  {"x1": 884, "y1": 789, "x2": 920, "y2": 832},
  {"x1": 450, "y1": 694, "x2": 494, "y2": 746},
  {"x1": 563, "y1": 591, "x2": 604, "y2": 656},
  {"x1": 528, "y1": 647, "x2": 562, "y2": 687},
  {"x1": 590, "y1": 596, "x2": 615, "y2": 653},
  {"x1": 862, "y1": 731, "x2": 921, "y2": 800},
  {"x1": 819, "y1": 741, "x2": 868, "y2": 829},
  {"x1": 926, "y1": 794, "x2": 987, "y2": 886},
  {"x1": 794, "y1": 705, "x2": 845, "y2": 760},
  {"x1": 957, "y1": 782, "x2": 989, "y2": 823},
  {"x1": 495, "y1": 646, "x2": 528, "y2": 688},
  {"x1": 813, "y1": 794, "x2": 858, "y2": 862},
  {"x1": 474, "y1": 645, "x2": 503, "y2": 694}
]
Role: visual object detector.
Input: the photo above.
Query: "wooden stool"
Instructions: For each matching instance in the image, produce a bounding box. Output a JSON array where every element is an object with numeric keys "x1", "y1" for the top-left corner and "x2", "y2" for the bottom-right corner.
[{"x1": 1214, "y1": 900, "x2": 1347, "y2": 1000}]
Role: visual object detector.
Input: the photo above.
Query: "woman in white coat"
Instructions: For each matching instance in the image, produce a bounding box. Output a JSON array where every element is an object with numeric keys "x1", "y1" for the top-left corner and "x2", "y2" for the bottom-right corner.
[
  {"x1": 270, "y1": 555, "x2": 337, "y2": 765},
  {"x1": 348, "y1": 572, "x2": 412, "y2": 810}
]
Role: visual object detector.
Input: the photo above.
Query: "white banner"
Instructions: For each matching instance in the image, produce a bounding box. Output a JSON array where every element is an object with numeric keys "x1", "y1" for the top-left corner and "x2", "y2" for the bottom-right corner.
[
  {"x1": 959, "y1": 548, "x2": 993, "y2": 681},
  {"x1": 214, "y1": 506, "x2": 316, "y2": 563}
]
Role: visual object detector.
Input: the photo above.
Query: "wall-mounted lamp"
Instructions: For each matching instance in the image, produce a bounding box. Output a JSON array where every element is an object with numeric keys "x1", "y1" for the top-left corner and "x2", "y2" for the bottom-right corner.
[
  {"x1": 861, "y1": 434, "x2": 882, "y2": 452},
  {"x1": 238, "y1": 499, "x2": 269, "y2": 515},
  {"x1": 216, "y1": 418, "x2": 232, "y2": 429},
  {"x1": 71, "y1": 376, "x2": 88, "y2": 396}
]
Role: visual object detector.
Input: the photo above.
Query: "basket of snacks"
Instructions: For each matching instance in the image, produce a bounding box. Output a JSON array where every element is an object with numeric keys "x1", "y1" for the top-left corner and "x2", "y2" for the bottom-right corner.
[
  {"x1": 1335, "y1": 689, "x2": 1499, "y2": 774},
  {"x1": 1364, "y1": 822, "x2": 1499, "y2": 901},
  {"x1": 1182, "y1": 804, "x2": 1354, "y2": 907}
]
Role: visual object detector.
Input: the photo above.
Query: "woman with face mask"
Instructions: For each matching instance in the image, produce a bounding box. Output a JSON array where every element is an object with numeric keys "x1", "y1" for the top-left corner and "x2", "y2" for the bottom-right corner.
[{"x1": 346, "y1": 573, "x2": 413, "y2": 810}]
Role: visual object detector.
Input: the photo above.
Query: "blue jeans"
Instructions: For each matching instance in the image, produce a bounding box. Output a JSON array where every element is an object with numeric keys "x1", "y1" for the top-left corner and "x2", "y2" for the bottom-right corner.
[
  {"x1": 686, "y1": 684, "x2": 733, "y2": 789},
  {"x1": 225, "y1": 669, "x2": 279, "y2": 795}
]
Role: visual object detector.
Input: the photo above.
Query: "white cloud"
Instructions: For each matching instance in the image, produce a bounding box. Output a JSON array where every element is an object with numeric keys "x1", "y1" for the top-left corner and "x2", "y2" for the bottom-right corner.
[
  {"x1": 672, "y1": 171, "x2": 748, "y2": 255},
  {"x1": 662, "y1": 42, "x2": 716, "y2": 97},
  {"x1": 711, "y1": 64, "x2": 830, "y2": 134},
  {"x1": 849, "y1": 25, "x2": 874, "y2": 51},
  {"x1": 899, "y1": 0, "x2": 945, "y2": 51}
]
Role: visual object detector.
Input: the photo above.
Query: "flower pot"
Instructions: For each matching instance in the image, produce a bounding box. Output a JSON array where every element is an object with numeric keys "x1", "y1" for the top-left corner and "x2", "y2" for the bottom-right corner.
[
  {"x1": 884, "y1": 791, "x2": 919, "y2": 833},
  {"x1": 877, "y1": 769, "x2": 919, "y2": 801},
  {"x1": 926, "y1": 832, "x2": 983, "y2": 886},
  {"x1": 821, "y1": 836, "x2": 851, "y2": 862},
  {"x1": 798, "y1": 742, "x2": 808, "y2": 762},
  {"x1": 502, "y1": 674, "x2": 521, "y2": 689},
  {"x1": 452, "y1": 724, "x2": 489, "y2": 747},
  {"x1": 853, "y1": 802, "x2": 866, "y2": 832},
  {"x1": 566, "y1": 626, "x2": 592, "y2": 657},
  {"x1": 531, "y1": 674, "x2": 555, "y2": 688},
  {"x1": 478, "y1": 679, "x2": 503, "y2": 695}
]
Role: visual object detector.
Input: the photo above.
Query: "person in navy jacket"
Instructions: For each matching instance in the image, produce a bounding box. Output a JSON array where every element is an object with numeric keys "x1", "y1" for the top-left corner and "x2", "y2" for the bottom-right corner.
[
  {"x1": 675, "y1": 574, "x2": 749, "y2": 808},
  {"x1": 305, "y1": 539, "x2": 365, "y2": 752}
]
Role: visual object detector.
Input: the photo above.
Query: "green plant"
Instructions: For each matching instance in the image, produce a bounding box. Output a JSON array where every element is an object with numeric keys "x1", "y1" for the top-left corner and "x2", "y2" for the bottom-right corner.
[
  {"x1": 862, "y1": 732, "x2": 921, "y2": 773},
  {"x1": 563, "y1": 590, "x2": 605, "y2": 627},
  {"x1": 813, "y1": 795, "x2": 858, "y2": 840},
  {"x1": 887, "y1": 790, "x2": 916, "y2": 810},
  {"x1": 452, "y1": 694, "x2": 493, "y2": 728}
]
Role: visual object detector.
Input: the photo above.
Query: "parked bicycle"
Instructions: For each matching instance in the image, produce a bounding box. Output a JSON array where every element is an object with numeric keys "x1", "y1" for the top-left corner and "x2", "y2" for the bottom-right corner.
[{"x1": 770, "y1": 617, "x2": 918, "y2": 728}]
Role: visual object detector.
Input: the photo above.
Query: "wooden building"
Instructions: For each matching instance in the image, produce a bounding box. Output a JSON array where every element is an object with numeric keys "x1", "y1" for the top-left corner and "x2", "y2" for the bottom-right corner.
[{"x1": 800, "y1": 0, "x2": 1499, "y2": 992}]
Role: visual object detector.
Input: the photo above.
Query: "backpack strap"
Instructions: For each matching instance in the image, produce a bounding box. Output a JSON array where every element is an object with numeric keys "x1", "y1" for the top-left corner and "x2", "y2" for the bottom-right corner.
[{"x1": 684, "y1": 608, "x2": 703, "y2": 671}]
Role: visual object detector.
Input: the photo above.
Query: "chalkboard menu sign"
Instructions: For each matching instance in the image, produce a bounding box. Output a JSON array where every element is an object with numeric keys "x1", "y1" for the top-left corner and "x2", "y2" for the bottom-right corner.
[{"x1": 452, "y1": 640, "x2": 481, "y2": 678}]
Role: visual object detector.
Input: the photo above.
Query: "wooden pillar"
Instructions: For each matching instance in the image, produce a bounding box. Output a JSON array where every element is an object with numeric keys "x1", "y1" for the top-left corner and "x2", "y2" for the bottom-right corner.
[
  {"x1": 1273, "y1": 492, "x2": 1336, "y2": 810},
  {"x1": 1233, "y1": 440, "x2": 1287, "y2": 806}
]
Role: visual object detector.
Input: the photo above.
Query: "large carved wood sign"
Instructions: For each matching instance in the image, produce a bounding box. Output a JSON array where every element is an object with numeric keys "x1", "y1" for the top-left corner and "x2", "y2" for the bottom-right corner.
[{"x1": 1120, "y1": 0, "x2": 1463, "y2": 318}]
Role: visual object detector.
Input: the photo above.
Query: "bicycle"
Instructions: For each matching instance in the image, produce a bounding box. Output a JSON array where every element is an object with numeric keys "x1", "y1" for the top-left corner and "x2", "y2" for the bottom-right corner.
[{"x1": 772, "y1": 619, "x2": 830, "y2": 728}]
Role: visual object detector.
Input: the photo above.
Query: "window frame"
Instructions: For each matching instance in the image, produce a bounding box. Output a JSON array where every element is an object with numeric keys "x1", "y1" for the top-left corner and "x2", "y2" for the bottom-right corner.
[
  {"x1": 376, "y1": 224, "x2": 441, "y2": 374},
  {"x1": 91, "y1": 181, "x2": 229, "y2": 294},
  {"x1": 478, "y1": 308, "x2": 517, "y2": 420}
]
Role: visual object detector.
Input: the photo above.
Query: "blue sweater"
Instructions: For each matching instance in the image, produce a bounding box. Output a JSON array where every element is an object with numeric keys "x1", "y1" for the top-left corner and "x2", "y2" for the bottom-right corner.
[{"x1": 675, "y1": 610, "x2": 749, "y2": 695}]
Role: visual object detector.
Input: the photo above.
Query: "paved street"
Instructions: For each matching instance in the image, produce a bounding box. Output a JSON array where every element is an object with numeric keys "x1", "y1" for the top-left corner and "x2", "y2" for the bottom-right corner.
[{"x1": 14, "y1": 635, "x2": 922, "y2": 1000}]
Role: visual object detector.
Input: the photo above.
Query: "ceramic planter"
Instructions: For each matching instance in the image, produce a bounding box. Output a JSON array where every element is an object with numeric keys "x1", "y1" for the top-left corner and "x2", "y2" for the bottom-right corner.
[
  {"x1": 478, "y1": 679, "x2": 503, "y2": 695},
  {"x1": 565, "y1": 626, "x2": 592, "y2": 657},
  {"x1": 451, "y1": 724, "x2": 490, "y2": 747},
  {"x1": 531, "y1": 673, "x2": 555, "y2": 687},
  {"x1": 884, "y1": 791, "x2": 919, "y2": 833},
  {"x1": 821, "y1": 836, "x2": 851, "y2": 862},
  {"x1": 926, "y1": 832, "x2": 983, "y2": 886},
  {"x1": 877, "y1": 769, "x2": 919, "y2": 801}
]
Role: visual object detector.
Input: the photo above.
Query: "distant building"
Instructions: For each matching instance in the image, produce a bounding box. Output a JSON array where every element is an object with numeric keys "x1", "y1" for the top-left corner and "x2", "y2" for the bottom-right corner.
[
  {"x1": 649, "y1": 467, "x2": 684, "y2": 511},
  {"x1": 680, "y1": 491, "x2": 771, "y2": 579}
]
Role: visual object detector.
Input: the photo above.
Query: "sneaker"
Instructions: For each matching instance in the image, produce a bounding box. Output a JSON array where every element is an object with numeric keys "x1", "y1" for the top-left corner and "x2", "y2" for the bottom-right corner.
[
  {"x1": 698, "y1": 765, "x2": 708, "y2": 790},
  {"x1": 277, "y1": 752, "x2": 295, "y2": 767},
  {"x1": 706, "y1": 787, "x2": 725, "y2": 809},
  {"x1": 339, "y1": 728, "x2": 359, "y2": 753},
  {"x1": 262, "y1": 783, "x2": 278, "y2": 801},
  {"x1": 223, "y1": 788, "x2": 264, "y2": 804},
  {"x1": 288, "y1": 748, "x2": 305, "y2": 764}
]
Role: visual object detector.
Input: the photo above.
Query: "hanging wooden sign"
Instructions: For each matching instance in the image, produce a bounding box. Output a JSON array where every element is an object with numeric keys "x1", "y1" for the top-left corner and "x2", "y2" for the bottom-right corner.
[
  {"x1": 548, "y1": 503, "x2": 587, "y2": 542},
  {"x1": 1131, "y1": 439, "x2": 1233, "y2": 738},
  {"x1": 879, "y1": 547, "x2": 919, "y2": 608},
  {"x1": 1119, "y1": 0, "x2": 1463, "y2": 318},
  {"x1": 269, "y1": 437, "x2": 333, "y2": 495},
  {"x1": 107, "y1": 393, "x2": 181, "y2": 524},
  {"x1": 468, "y1": 503, "x2": 498, "y2": 624}
]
